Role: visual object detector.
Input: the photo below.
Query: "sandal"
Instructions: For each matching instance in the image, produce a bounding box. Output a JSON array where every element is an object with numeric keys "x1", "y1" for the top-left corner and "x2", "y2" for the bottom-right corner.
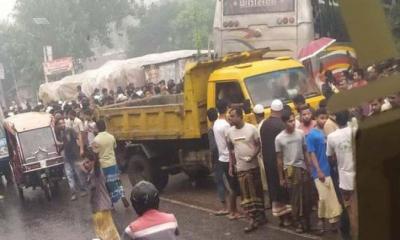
[
  {"x1": 283, "y1": 221, "x2": 292, "y2": 227},
  {"x1": 214, "y1": 210, "x2": 229, "y2": 216},
  {"x1": 244, "y1": 223, "x2": 259, "y2": 233},
  {"x1": 295, "y1": 227, "x2": 305, "y2": 234},
  {"x1": 122, "y1": 197, "x2": 130, "y2": 208},
  {"x1": 227, "y1": 213, "x2": 245, "y2": 220}
]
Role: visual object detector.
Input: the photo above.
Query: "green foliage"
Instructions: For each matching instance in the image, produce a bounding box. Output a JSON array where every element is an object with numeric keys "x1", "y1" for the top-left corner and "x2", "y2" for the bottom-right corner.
[
  {"x1": 172, "y1": 0, "x2": 216, "y2": 51},
  {"x1": 388, "y1": 2, "x2": 400, "y2": 50},
  {"x1": 0, "y1": 0, "x2": 131, "y2": 97},
  {"x1": 127, "y1": 1, "x2": 181, "y2": 57},
  {"x1": 127, "y1": 0, "x2": 215, "y2": 57}
]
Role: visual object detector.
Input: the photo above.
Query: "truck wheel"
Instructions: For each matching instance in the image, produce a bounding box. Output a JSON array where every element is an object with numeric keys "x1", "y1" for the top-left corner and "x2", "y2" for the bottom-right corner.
[
  {"x1": 116, "y1": 150, "x2": 128, "y2": 172},
  {"x1": 153, "y1": 170, "x2": 169, "y2": 192},
  {"x1": 127, "y1": 154, "x2": 169, "y2": 191}
]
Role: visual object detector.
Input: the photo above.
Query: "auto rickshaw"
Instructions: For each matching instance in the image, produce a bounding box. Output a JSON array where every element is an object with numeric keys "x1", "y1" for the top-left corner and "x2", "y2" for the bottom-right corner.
[{"x1": 3, "y1": 112, "x2": 64, "y2": 200}]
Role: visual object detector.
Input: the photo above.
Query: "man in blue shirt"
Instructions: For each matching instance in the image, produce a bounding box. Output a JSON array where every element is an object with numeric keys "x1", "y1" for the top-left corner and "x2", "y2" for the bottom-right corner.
[{"x1": 307, "y1": 108, "x2": 342, "y2": 235}]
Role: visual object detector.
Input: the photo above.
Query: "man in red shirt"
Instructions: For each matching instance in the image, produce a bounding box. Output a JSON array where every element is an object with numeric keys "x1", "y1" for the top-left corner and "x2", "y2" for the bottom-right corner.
[
  {"x1": 124, "y1": 181, "x2": 178, "y2": 240},
  {"x1": 298, "y1": 105, "x2": 316, "y2": 136},
  {"x1": 351, "y1": 69, "x2": 368, "y2": 88}
]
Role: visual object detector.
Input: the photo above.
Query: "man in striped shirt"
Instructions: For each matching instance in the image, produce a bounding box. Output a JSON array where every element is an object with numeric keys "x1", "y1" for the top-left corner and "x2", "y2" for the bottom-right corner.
[{"x1": 123, "y1": 181, "x2": 178, "y2": 240}]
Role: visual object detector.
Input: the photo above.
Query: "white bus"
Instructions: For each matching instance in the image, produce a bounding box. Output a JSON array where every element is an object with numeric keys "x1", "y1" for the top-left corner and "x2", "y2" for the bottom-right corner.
[{"x1": 213, "y1": 0, "x2": 315, "y2": 57}]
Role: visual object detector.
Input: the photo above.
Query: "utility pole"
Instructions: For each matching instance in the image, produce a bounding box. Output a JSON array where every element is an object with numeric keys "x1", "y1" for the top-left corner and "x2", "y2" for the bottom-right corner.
[
  {"x1": 33, "y1": 17, "x2": 51, "y2": 83},
  {"x1": 0, "y1": 63, "x2": 6, "y2": 108},
  {"x1": 9, "y1": 63, "x2": 21, "y2": 106}
]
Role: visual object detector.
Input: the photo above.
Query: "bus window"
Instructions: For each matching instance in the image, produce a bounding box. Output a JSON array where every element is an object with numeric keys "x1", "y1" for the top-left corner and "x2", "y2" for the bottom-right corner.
[{"x1": 216, "y1": 81, "x2": 245, "y2": 105}]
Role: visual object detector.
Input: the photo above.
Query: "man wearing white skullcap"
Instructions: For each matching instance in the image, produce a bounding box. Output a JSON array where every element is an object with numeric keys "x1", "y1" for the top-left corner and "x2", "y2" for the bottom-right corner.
[
  {"x1": 260, "y1": 99, "x2": 292, "y2": 227},
  {"x1": 253, "y1": 104, "x2": 268, "y2": 192},
  {"x1": 253, "y1": 104, "x2": 265, "y2": 125}
]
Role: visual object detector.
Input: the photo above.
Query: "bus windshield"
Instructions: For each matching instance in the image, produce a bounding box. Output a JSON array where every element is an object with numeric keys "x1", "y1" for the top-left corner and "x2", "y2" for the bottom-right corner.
[
  {"x1": 245, "y1": 67, "x2": 319, "y2": 107},
  {"x1": 223, "y1": 0, "x2": 295, "y2": 15}
]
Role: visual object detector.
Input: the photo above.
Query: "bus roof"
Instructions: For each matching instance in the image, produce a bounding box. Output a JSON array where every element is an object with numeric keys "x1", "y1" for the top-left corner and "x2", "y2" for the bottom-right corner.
[
  {"x1": 4, "y1": 112, "x2": 53, "y2": 133},
  {"x1": 209, "y1": 57, "x2": 304, "y2": 82}
]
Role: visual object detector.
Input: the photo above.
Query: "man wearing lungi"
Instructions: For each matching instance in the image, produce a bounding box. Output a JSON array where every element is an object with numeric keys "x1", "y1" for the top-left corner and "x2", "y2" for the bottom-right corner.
[
  {"x1": 227, "y1": 107, "x2": 266, "y2": 233},
  {"x1": 92, "y1": 119, "x2": 130, "y2": 208}
]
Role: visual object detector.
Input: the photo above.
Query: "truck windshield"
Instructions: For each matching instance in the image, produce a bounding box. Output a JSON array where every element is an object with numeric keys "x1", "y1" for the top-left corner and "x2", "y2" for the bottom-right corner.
[{"x1": 245, "y1": 67, "x2": 319, "y2": 107}]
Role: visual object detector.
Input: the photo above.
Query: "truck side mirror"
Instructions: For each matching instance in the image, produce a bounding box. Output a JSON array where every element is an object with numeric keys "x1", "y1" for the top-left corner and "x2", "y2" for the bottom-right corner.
[{"x1": 243, "y1": 99, "x2": 252, "y2": 114}]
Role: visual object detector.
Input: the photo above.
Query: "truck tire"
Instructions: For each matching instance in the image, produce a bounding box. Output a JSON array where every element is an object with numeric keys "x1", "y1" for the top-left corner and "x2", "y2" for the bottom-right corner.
[
  {"x1": 153, "y1": 169, "x2": 169, "y2": 192},
  {"x1": 127, "y1": 154, "x2": 169, "y2": 191},
  {"x1": 116, "y1": 150, "x2": 128, "y2": 172}
]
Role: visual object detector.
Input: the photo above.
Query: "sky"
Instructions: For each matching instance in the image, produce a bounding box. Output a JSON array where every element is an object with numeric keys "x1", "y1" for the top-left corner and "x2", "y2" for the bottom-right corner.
[
  {"x1": 0, "y1": 0, "x2": 16, "y2": 21},
  {"x1": 0, "y1": 0, "x2": 164, "y2": 21}
]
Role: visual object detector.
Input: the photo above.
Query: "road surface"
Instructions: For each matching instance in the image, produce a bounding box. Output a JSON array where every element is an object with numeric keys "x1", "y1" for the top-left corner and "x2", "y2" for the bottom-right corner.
[{"x1": 0, "y1": 173, "x2": 337, "y2": 240}]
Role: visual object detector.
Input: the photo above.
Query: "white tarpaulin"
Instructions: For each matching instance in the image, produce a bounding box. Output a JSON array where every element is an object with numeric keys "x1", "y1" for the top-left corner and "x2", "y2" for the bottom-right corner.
[{"x1": 39, "y1": 50, "x2": 205, "y2": 103}]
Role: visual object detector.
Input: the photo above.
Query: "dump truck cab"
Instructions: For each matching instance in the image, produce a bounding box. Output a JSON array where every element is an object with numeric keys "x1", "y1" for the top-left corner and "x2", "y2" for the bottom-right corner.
[{"x1": 207, "y1": 56, "x2": 323, "y2": 120}]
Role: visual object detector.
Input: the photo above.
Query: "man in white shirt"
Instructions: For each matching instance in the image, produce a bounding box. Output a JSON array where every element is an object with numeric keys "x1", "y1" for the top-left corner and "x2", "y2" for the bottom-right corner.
[
  {"x1": 65, "y1": 109, "x2": 88, "y2": 197},
  {"x1": 275, "y1": 110, "x2": 312, "y2": 233},
  {"x1": 213, "y1": 100, "x2": 241, "y2": 219},
  {"x1": 326, "y1": 110, "x2": 357, "y2": 237},
  {"x1": 227, "y1": 107, "x2": 266, "y2": 233}
]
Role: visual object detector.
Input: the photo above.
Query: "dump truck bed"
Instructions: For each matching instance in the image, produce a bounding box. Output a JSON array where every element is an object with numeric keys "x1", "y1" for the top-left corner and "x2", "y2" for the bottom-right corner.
[{"x1": 97, "y1": 94, "x2": 207, "y2": 141}]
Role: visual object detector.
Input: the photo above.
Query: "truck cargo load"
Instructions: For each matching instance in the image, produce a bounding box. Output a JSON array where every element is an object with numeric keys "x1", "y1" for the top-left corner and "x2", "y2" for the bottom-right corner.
[{"x1": 38, "y1": 50, "x2": 208, "y2": 103}]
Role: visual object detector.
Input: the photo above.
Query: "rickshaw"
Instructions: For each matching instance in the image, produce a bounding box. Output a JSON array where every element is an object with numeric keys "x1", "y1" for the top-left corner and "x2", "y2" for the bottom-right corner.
[{"x1": 3, "y1": 112, "x2": 64, "y2": 200}]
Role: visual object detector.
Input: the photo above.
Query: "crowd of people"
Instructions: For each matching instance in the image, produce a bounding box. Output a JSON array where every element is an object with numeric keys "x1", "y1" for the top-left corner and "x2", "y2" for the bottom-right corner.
[
  {"x1": 48, "y1": 86, "x2": 180, "y2": 239},
  {"x1": 319, "y1": 62, "x2": 400, "y2": 117},
  {"x1": 87, "y1": 79, "x2": 183, "y2": 107},
  {"x1": 2, "y1": 79, "x2": 184, "y2": 119},
  {"x1": 208, "y1": 97, "x2": 354, "y2": 236},
  {"x1": 206, "y1": 61, "x2": 400, "y2": 238},
  {"x1": 0, "y1": 80, "x2": 180, "y2": 239}
]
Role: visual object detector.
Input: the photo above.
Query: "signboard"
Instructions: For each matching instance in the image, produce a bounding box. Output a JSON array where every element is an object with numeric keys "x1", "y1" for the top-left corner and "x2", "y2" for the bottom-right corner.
[
  {"x1": 223, "y1": 0, "x2": 295, "y2": 15},
  {"x1": 43, "y1": 57, "x2": 73, "y2": 76},
  {"x1": 45, "y1": 45, "x2": 53, "y2": 62}
]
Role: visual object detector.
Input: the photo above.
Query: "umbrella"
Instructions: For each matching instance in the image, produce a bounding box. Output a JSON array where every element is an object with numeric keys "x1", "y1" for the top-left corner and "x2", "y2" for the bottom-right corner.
[{"x1": 298, "y1": 37, "x2": 336, "y2": 62}]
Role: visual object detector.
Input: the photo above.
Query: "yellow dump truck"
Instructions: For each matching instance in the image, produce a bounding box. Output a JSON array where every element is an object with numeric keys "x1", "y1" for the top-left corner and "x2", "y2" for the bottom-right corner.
[{"x1": 98, "y1": 48, "x2": 323, "y2": 190}]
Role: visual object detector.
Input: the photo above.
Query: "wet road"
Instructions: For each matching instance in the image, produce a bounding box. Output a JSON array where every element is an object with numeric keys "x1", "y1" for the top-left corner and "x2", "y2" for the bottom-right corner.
[{"x1": 0, "y1": 174, "x2": 333, "y2": 240}]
